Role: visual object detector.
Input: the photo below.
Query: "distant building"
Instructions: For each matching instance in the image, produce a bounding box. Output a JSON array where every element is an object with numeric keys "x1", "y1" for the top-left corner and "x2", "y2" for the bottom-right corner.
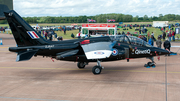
[
  {"x1": 153, "y1": 21, "x2": 168, "y2": 27},
  {"x1": 81, "y1": 24, "x2": 117, "y2": 36}
]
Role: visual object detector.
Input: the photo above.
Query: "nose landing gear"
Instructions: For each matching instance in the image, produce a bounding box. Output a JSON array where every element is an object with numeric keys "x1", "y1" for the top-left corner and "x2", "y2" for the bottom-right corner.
[{"x1": 144, "y1": 57, "x2": 156, "y2": 67}]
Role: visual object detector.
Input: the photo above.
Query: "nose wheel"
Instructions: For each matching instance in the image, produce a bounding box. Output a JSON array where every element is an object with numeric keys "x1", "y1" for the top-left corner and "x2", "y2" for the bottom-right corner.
[
  {"x1": 144, "y1": 62, "x2": 155, "y2": 67},
  {"x1": 145, "y1": 57, "x2": 156, "y2": 67}
]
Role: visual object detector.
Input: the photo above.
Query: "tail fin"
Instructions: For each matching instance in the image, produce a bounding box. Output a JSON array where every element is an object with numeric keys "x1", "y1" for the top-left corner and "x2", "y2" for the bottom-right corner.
[
  {"x1": 4, "y1": 10, "x2": 48, "y2": 47},
  {"x1": 0, "y1": 4, "x2": 10, "y2": 20}
]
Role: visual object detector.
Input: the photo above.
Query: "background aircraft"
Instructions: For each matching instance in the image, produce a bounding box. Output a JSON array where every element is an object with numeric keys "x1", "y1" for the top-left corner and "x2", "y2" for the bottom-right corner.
[
  {"x1": 0, "y1": 0, "x2": 13, "y2": 20},
  {"x1": 3, "y1": 10, "x2": 170, "y2": 74}
]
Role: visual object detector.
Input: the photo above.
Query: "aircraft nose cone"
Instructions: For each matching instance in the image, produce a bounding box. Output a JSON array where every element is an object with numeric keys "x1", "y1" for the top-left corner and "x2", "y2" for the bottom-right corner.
[
  {"x1": 153, "y1": 47, "x2": 170, "y2": 56},
  {"x1": 169, "y1": 51, "x2": 177, "y2": 55},
  {"x1": 160, "y1": 49, "x2": 170, "y2": 55}
]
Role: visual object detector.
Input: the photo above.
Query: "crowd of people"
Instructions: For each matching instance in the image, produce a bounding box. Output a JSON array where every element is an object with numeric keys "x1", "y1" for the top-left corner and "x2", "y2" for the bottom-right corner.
[
  {"x1": 33, "y1": 25, "x2": 82, "y2": 41},
  {"x1": 148, "y1": 31, "x2": 171, "y2": 56},
  {"x1": 36, "y1": 29, "x2": 62, "y2": 41}
]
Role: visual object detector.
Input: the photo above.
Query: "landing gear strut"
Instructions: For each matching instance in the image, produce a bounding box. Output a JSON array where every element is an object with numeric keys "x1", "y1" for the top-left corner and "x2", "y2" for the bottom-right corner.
[
  {"x1": 92, "y1": 60, "x2": 103, "y2": 75},
  {"x1": 144, "y1": 57, "x2": 156, "y2": 67}
]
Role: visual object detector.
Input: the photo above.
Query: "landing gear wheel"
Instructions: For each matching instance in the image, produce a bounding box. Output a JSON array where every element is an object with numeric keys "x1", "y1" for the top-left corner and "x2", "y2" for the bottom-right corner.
[
  {"x1": 77, "y1": 62, "x2": 85, "y2": 69},
  {"x1": 147, "y1": 62, "x2": 155, "y2": 67},
  {"x1": 144, "y1": 62, "x2": 155, "y2": 67},
  {"x1": 92, "y1": 66, "x2": 102, "y2": 75}
]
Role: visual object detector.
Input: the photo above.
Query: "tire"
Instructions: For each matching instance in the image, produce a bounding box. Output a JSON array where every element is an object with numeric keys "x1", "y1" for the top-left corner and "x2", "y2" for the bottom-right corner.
[
  {"x1": 147, "y1": 62, "x2": 152, "y2": 66},
  {"x1": 144, "y1": 64, "x2": 148, "y2": 67},
  {"x1": 147, "y1": 62, "x2": 155, "y2": 67},
  {"x1": 92, "y1": 66, "x2": 102, "y2": 75},
  {"x1": 77, "y1": 62, "x2": 85, "y2": 69}
]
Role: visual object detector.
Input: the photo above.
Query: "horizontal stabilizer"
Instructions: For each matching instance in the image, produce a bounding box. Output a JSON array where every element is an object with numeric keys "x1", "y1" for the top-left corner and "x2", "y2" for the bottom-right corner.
[
  {"x1": 56, "y1": 49, "x2": 79, "y2": 60},
  {"x1": 16, "y1": 49, "x2": 39, "y2": 62}
]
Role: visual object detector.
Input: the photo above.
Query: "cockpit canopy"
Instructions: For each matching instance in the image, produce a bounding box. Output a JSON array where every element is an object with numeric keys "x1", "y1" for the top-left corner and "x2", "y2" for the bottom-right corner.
[{"x1": 110, "y1": 35, "x2": 152, "y2": 47}]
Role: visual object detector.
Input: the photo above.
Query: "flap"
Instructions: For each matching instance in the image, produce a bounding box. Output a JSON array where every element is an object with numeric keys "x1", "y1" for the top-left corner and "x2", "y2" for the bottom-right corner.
[{"x1": 56, "y1": 49, "x2": 79, "y2": 59}]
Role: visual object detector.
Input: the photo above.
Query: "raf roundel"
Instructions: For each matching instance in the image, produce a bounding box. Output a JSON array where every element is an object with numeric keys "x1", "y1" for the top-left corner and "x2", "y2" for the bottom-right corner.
[{"x1": 112, "y1": 48, "x2": 118, "y2": 56}]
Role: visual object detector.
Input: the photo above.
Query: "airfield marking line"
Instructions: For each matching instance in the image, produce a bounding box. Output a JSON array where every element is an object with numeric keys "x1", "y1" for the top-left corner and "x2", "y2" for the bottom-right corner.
[
  {"x1": 0, "y1": 67, "x2": 180, "y2": 74},
  {"x1": 0, "y1": 51, "x2": 8, "y2": 52},
  {"x1": 0, "y1": 96, "x2": 69, "y2": 101},
  {"x1": 0, "y1": 47, "x2": 8, "y2": 48},
  {"x1": 105, "y1": 69, "x2": 180, "y2": 73},
  {"x1": 105, "y1": 69, "x2": 165, "y2": 73},
  {"x1": 0, "y1": 67, "x2": 83, "y2": 70}
]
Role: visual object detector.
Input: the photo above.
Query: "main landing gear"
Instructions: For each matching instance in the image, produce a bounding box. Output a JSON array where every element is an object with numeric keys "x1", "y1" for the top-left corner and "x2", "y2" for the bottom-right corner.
[
  {"x1": 144, "y1": 57, "x2": 156, "y2": 67},
  {"x1": 77, "y1": 60, "x2": 103, "y2": 75},
  {"x1": 77, "y1": 62, "x2": 88, "y2": 69},
  {"x1": 92, "y1": 60, "x2": 103, "y2": 75},
  {"x1": 77, "y1": 62, "x2": 85, "y2": 69}
]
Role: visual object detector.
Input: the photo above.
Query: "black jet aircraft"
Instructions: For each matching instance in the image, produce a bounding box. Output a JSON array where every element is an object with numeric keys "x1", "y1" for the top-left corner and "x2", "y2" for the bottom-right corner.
[{"x1": 3, "y1": 10, "x2": 171, "y2": 74}]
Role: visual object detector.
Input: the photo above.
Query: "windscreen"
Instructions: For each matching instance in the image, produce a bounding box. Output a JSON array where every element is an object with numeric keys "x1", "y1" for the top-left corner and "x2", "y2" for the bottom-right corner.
[
  {"x1": 110, "y1": 35, "x2": 124, "y2": 42},
  {"x1": 110, "y1": 35, "x2": 152, "y2": 47},
  {"x1": 110, "y1": 35, "x2": 130, "y2": 44},
  {"x1": 128, "y1": 36, "x2": 152, "y2": 47}
]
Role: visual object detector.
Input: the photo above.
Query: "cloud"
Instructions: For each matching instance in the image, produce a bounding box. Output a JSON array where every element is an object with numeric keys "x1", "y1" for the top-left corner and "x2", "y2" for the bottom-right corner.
[{"x1": 13, "y1": 0, "x2": 180, "y2": 17}]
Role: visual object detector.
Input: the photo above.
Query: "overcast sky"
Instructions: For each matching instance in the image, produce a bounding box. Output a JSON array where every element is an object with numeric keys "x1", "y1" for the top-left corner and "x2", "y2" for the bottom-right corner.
[{"x1": 13, "y1": 0, "x2": 180, "y2": 17}]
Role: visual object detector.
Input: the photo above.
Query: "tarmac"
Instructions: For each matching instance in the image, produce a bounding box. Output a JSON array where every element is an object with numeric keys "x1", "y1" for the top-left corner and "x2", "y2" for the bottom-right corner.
[{"x1": 0, "y1": 33, "x2": 180, "y2": 101}]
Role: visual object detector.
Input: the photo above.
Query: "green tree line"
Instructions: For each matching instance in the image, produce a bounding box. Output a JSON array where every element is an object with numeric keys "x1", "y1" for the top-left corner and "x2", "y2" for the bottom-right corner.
[{"x1": 1, "y1": 13, "x2": 180, "y2": 24}]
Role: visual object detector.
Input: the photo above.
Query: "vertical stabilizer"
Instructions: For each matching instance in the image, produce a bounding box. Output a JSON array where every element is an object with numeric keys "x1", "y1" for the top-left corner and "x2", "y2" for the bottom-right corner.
[{"x1": 4, "y1": 10, "x2": 48, "y2": 47}]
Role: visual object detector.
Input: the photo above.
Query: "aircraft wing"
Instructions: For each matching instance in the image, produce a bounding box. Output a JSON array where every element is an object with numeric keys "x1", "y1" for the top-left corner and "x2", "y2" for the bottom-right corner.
[
  {"x1": 80, "y1": 40, "x2": 116, "y2": 59},
  {"x1": 56, "y1": 49, "x2": 79, "y2": 59}
]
